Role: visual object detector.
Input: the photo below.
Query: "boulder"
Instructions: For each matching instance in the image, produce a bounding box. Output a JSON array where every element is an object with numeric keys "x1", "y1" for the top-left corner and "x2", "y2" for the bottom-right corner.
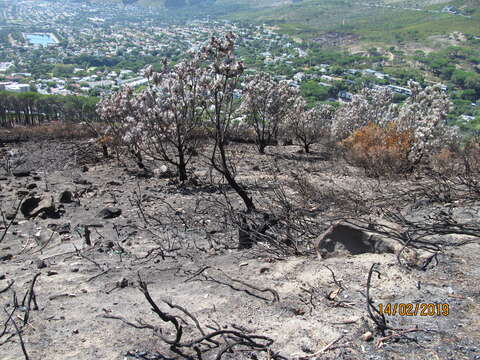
[
  {"x1": 315, "y1": 221, "x2": 401, "y2": 259},
  {"x1": 20, "y1": 196, "x2": 56, "y2": 218}
]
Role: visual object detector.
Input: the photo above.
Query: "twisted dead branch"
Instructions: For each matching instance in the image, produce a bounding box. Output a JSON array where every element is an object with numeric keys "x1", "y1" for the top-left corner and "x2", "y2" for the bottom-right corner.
[
  {"x1": 103, "y1": 273, "x2": 281, "y2": 359},
  {"x1": 0, "y1": 273, "x2": 40, "y2": 359}
]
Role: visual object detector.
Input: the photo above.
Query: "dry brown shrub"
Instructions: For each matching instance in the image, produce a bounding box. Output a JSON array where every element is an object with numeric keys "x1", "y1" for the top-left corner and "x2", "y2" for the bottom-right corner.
[
  {"x1": 342, "y1": 122, "x2": 415, "y2": 177},
  {"x1": 430, "y1": 137, "x2": 480, "y2": 176},
  {"x1": 0, "y1": 122, "x2": 99, "y2": 141}
]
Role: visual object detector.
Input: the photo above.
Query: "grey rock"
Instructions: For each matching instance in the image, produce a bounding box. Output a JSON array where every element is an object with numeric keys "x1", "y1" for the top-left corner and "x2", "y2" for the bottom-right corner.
[
  {"x1": 48, "y1": 223, "x2": 71, "y2": 235},
  {"x1": 5, "y1": 212, "x2": 17, "y2": 220},
  {"x1": 21, "y1": 196, "x2": 56, "y2": 218},
  {"x1": 12, "y1": 170, "x2": 30, "y2": 177},
  {"x1": 17, "y1": 190, "x2": 29, "y2": 197},
  {"x1": 59, "y1": 190, "x2": 74, "y2": 203},
  {"x1": 106, "y1": 180, "x2": 122, "y2": 186},
  {"x1": 315, "y1": 221, "x2": 399, "y2": 259},
  {"x1": 36, "y1": 259, "x2": 47, "y2": 269},
  {"x1": 73, "y1": 177, "x2": 91, "y2": 185},
  {"x1": 0, "y1": 254, "x2": 12, "y2": 261},
  {"x1": 97, "y1": 207, "x2": 122, "y2": 219}
]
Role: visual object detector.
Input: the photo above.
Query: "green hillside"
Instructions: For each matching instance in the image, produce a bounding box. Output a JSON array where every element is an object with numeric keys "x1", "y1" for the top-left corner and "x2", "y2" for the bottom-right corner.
[{"x1": 227, "y1": 0, "x2": 480, "y2": 44}]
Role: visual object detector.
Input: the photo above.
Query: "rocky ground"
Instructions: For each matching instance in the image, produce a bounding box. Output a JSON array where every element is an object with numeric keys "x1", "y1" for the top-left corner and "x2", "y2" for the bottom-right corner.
[{"x1": 0, "y1": 138, "x2": 479, "y2": 360}]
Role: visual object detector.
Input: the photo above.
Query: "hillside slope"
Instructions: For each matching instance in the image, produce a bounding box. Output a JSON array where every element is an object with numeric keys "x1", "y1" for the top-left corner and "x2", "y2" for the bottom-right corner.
[{"x1": 228, "y1": 0, "x2": 480, "y2": 43}]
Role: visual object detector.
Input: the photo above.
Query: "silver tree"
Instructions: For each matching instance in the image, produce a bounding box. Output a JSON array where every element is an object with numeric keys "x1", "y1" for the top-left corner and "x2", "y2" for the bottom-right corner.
[
  {"x1": 290, "y1": 103, "x2": 335, "y2": 153},
  {"x1": 134, "y1": 58, "x2": 205, "y2": 182},
  {"x1": 199, "y1": 33, "x2": 255, "y2": 212},
  {"x1": 240, "y1": 72, "x2": 300, "y2": 154}
]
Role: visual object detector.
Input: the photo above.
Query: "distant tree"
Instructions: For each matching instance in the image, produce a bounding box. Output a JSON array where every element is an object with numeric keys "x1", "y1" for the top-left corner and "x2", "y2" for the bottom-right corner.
[
  {"x1": 332, "y1": 87, "x2": 395, "y2": 140},
  {"x1": 240, "y1": 72, "x2": 300, "y2": 154},
  {"x1": 131, "y1": 59, "x2": 205, "y2": 182},
  {"x1": 333, "y1": 84, "x2": 456, "y2": 169},
  {"x1": 200, "y1": 33, "x2": 255, "y2": 212},
  {"x1": 96, "y1": 86, "x2": 144, "y2": 163},
  {"x1": 290, "y1": 102, "x2": 335, "y2": 153}
]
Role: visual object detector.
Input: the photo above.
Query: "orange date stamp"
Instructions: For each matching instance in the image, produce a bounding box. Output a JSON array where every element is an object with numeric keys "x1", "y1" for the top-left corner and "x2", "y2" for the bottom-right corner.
[{"x1": 378, "y1": 303, "x2": 449, "y2": 316}]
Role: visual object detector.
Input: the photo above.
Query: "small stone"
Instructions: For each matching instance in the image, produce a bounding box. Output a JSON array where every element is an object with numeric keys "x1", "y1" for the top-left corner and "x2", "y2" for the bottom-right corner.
[
  {"x1": 0, "y1": 254, "x2": 13, "y2": 261},
  {"x1": 70, "y1": 268, "x2": 79, "y2": 273},
  {"x1": 17, "y1": 190, "x2": 29, "y2": 197},
  {"x1": 72, "y1": 329, "x2": 79, "y2": 334},
  {"x1": 36, "y1": 259, "x2": 47, "y2": 269},
  {"x1": 47, "y1": 271, "x2": 58, "y2": 276},
  {"x1": 73, "y1": 177, "x2": 91, "y2": 185},
  {"x1": 97, "y1": 207, "x2": 122, "y2": 219},
  {"x1": 118, "y1": 278, "x2": 128, "y2": 288},
  {"x1": 5, "y1": 212, "x2": 17, "y2": 221},
  {"x1": 48, "y1": 223, "x2": 71, "y2": 235},
  {"x1": 0, "y1": 274, "x2": 5, "y2": 280},
  {"x1": 12, "y1": 170, "x2": 30, "y2": 177},
  {"x1": 59, "y1": 190, "x2": 74, "y2": 203},
  {"x1": 360, "y1": 331, "x2": 373, "y2": 342},
  {"x1": 26, "y1": 183, "x2": 37, "y2": 190}
]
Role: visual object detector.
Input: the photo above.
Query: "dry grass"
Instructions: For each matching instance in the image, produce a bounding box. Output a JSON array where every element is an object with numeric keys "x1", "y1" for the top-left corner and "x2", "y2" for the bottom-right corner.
[{"x1": 0, "y1": 122, "x2": 103, "y2": 142}]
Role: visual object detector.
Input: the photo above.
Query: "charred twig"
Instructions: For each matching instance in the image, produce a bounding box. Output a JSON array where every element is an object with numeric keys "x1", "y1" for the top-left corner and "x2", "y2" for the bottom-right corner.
[
  {"x1": 1, "y1": 306, "x2": 15, "y2": 338},
  {"x1": 194, "y1": 267, "x2": 279, "y2": 303},
  {"x1": 22, "y1": 273, "x2": 40, "y2": 325},
  {"x1": 366, "y1": 263, "x2": 388, "y2": 334},
  {"x1": 0, "y1": 281, "x2": 14, "y2": 295},
  {"x1": 323, "y1": 265, "x2": 344, "y2": 289},
  {"x1": 216, "y1": 268, "x2": 280, "y2": 302},
  {"x1": 74, "y1": 246, "x2": 103, "y2": 270},
  {"x1": 375, "y1": 326, "x2": 421, "y2": 349},
  {"x1": 296, "y1": 334, "x2": 345, "y2": 359},
  {"x1": 4, "y1": 308, "x2": 29, "y2": 360},
  {"x1": 183, "y1": 266, "x2": 211, "y2": 283},
  {"x1": 86, "y1": 269, "x2": 111, "y2": 283},
  {"x1": 0, "y1": 200, "x2": 22, "y2": 244}
]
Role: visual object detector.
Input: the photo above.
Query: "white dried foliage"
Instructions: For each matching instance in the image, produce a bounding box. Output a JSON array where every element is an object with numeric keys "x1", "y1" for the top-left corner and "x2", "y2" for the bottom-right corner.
[
  {"x1": 331, "y1": 87, "x2": 395, "y2": 140},
  {"x1": 289, "y1": 102, "x2": 335, "y2": 152},
  {"x1": 332, "y1": 84, "x2": 458, "y2": 161},
  {"x1": 395, "y1": 84, "x2": 455, "y2": 161},
  {"x1": 96, "y1": 86, "x2": 144, "y2": 151},
  {"x1": 240, "y1": 72, "x2": 300, "y2": 152},
  {"x1": 98, "y1": 32, "x2": 461, "y2": 175}
]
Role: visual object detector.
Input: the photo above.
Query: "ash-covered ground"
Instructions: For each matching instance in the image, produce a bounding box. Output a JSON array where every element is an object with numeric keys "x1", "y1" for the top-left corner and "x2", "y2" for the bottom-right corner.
[{"x1": 0, "y1": 139, "x2": 479, "y2": 360}]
